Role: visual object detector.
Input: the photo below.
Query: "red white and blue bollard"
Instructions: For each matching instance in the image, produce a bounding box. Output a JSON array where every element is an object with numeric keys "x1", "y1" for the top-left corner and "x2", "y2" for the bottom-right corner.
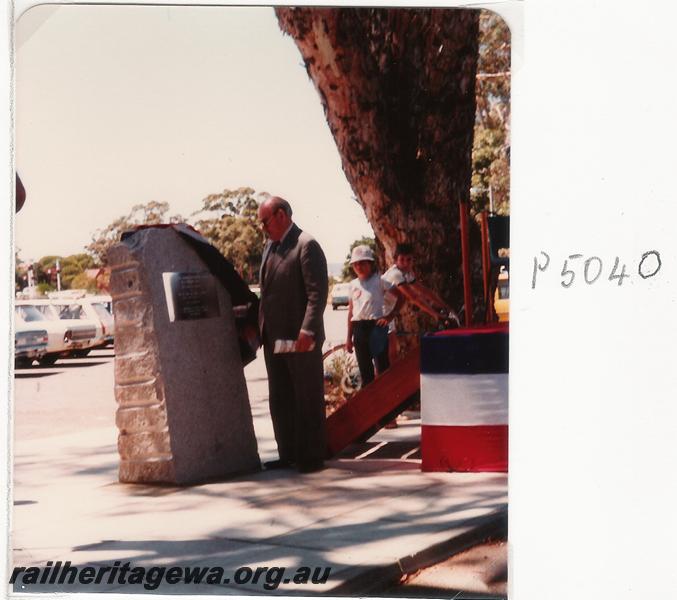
[{"x1": 420, "y1": 324, "x2": 508, "y2": 472}]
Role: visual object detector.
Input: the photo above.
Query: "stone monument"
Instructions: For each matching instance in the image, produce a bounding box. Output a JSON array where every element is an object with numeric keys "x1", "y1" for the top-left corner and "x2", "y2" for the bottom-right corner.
[{"x1": 108, "y1": 227, "x2": 260, "y2": 484}]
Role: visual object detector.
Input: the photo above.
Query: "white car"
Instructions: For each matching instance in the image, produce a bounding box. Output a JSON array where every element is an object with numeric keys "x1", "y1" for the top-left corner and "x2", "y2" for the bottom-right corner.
[
  {"x1": 82, "y1": 295, "x2": 115, "y2": 346},
  {"x1": 47, "y1": 292, "x2": 114, "y2": 348},
  {"x1": 15, "y1": 321, "x2": 48, "y2": 368},
  {"x1": 29, "y1": 301, "x2": 103, "y2": 356},
  {"x1": 14, "y1": 303, "x2": 99, "y2": 365},
  {"x1": 331, "y1": 282, "x2": 350, "y2": 310}
]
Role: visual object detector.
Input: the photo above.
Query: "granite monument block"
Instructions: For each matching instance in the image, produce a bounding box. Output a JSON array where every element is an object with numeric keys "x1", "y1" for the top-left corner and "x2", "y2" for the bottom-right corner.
[{"x1": 108, "y1": 227, "x2": 260, "y2": 484}]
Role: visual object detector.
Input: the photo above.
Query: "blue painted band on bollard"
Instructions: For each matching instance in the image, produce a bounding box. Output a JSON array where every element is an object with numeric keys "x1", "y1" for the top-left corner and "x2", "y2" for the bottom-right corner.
[{"x1": 420, "y1": 327, "x2": 508, "y2": 375}]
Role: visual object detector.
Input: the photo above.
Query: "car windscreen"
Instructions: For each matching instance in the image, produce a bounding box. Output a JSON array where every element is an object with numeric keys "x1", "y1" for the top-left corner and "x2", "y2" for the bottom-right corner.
[
  {"x1": 92, "y1": 303, "x2": 113, "y2": 323},
  {"x1": 54, "y1": 304, "x2": 85, "y2": 319},
  {"x1": 16, "y1": 305, "x2": 46, "y2": 322},
  {"x1": 34, "y1": 304, "x2": 60, "y2": 320}
]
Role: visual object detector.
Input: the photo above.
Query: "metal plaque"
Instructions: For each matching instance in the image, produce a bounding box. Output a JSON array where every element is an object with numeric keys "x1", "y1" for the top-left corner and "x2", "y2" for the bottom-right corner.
[{"x1": 162, "y1": 271, "x2": 220, "y2": 322}]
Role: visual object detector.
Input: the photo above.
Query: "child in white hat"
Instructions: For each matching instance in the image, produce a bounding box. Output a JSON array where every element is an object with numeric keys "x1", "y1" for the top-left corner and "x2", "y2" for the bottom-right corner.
[{"x1": 346, "y1": 245, "x2": 404, "y2": 386}]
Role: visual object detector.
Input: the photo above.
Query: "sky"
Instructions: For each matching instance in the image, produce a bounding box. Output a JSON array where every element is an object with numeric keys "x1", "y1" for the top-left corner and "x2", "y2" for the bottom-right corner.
[{"x1": 14, "y1": 4, "x2": 374, "y2": 265}]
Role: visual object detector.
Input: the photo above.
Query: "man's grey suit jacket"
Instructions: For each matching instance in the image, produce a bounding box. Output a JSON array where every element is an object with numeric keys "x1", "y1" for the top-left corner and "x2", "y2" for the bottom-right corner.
[{"x1": 259, "y1": 223, "x2": 328, "y2": 345}]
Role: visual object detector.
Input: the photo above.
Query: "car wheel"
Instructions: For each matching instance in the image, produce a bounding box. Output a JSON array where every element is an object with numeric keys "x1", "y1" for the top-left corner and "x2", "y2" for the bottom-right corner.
[
  {"x1": 15, "y1": 357, "x2": 33, "y2": 369},
  {"x1": 38, "y1": 355, "x2": 58, "y2": 367},
  {"x1": 71, "y1": 349, "x2": 91, "y2": 358}
]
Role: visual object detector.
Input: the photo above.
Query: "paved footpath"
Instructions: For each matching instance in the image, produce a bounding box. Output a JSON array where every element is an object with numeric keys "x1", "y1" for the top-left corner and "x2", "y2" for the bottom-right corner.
[{"x1": 12, "y1": 351, "x2": 507, "y2": 595}]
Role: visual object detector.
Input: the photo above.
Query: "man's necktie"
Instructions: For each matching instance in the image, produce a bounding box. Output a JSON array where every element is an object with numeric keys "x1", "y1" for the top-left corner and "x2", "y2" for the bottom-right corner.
[{"x1": 263, "y1": 242, "x2": 279, "y2": 284}]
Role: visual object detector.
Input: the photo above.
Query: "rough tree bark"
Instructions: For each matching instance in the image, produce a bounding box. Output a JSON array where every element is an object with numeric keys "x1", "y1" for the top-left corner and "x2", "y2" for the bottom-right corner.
[{"x1": 276, "y1": 7, "x2": 481, "y2": 335}]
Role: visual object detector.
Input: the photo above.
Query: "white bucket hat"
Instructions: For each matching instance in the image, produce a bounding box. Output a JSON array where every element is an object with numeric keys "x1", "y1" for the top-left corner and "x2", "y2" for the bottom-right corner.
[{"x1": 350, "y1": 245, "x2": 375, "y2": 264}]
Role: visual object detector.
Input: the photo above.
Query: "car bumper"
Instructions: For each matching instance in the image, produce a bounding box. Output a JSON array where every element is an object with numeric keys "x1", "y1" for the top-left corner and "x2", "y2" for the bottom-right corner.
[{"x1": 15, "y1": 347, "x2": 46, "y2": 360}]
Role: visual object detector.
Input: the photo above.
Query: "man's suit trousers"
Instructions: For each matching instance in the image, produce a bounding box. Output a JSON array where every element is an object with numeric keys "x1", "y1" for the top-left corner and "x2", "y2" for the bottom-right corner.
[{"x1": 263, "y1": 342, "x2": 327, "y2": 466}]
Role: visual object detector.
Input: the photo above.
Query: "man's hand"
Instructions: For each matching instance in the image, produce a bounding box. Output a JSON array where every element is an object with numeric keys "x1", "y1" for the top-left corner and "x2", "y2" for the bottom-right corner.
[
  {"x1": 295, "y1": 331, "x2": 315, "y2": 352},
  {"x1": 377, "y1": 311, "x2": 395, "y2": 328},
  {"x1": 346, "y1": 338, "x2": 353, "y2": 353}
]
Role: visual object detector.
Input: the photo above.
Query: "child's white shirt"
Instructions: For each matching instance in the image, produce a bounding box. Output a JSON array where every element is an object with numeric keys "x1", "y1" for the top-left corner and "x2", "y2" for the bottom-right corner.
[{"x1": 350, "y1": 273, "x2": 394, "y2": 321}]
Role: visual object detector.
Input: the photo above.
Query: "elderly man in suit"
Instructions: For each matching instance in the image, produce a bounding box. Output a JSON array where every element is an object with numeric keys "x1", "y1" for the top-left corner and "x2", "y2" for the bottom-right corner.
[{"x1": 258, "y1": 196, "x2": 329, "y2": 473}]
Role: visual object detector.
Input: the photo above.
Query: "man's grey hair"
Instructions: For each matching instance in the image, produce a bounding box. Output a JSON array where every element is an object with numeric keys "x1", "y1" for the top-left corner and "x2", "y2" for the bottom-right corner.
[{"x1": 268, "y1": 196, "x2": 293, "y2": 218}]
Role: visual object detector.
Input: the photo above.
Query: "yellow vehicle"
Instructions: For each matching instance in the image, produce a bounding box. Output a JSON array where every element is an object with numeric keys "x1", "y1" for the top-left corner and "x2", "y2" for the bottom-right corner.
[{"x1": 494, "y1": 268, "x2": 509, "y2": 322}]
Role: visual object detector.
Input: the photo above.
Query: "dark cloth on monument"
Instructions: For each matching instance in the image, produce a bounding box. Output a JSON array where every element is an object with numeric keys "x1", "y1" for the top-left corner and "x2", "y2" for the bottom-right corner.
[{"x1": 259, "y1": 223, "x2": 329, "y2": 466}]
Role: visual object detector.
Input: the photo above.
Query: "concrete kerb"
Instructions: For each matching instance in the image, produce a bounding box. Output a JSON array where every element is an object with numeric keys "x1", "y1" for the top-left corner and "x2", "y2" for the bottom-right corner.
[{"x1": 330, "y1": 508, "x2": 508, "y2": 596}]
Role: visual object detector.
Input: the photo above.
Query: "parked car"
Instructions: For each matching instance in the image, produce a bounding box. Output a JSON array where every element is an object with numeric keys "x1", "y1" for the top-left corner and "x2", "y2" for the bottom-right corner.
[
  {"x1": 14, "y1": 303, "x2": 99, "y2": 365},
  {"x1": 78, "y1": 296, "x2": 115, "y2": 346},
  {"x1": 494, "y1": 268, "x2": 509, "y2": 323},
  {"x1": 88, "y1": 294, "x2": 113, "y2": 314},
  {"x1": 87, "y1": 298, "x2": 115, "y2": 346},
  {"x1": 14, "y1": 321, "x2": 48, "y2": 368},
  {"x1": 330, "y1": 283, "x2": 350, "y2": 310},
  {"x1": 46, "y1": 292, "x2": 114, "y2": 348}
]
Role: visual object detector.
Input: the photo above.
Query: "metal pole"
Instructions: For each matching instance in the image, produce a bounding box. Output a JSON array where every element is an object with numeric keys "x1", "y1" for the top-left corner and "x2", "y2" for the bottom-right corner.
[
  {"x1": 480, "y1": 211, "x2": 490, "y2": 323},
  {"x1": 459, "y1": 201, "x2": 473, "y2": 328},
  {"x1": 56, "y1": 258, "x2": 62, "y2": 291}
]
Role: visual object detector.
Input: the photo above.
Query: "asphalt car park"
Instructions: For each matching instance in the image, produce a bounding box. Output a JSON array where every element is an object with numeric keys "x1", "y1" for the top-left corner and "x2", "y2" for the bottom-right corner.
[
  {"x1": 13, "y1": 346, "x2": 117, "y2": 441},
  {"x1": 13, "y1": 346, "x2": 115, "y2": 377}
]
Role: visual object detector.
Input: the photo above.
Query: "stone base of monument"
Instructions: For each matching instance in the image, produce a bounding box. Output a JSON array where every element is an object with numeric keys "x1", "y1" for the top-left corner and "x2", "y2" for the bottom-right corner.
[{"x1": 108, "y1": 228, "x2": 261, "y2": 484}]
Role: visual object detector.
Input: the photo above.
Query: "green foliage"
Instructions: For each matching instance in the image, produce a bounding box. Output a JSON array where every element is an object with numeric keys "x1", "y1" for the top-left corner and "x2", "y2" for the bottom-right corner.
[
  {"x1": 87, "y1": 201, "x2": 183, "y2": 266},
  {"x1": 476, "y1": 10, "x2": 510, "y2": 129},
  {"x1": 15, "y1": 251, "x2": 26, "y2": 291},
  {"x1": 58, "y1": 254, "x2": 97, "y2": 289},
  {"x1": 192, "y1": 187, "x2": 267, "y2": 284},
  {"x1": 471, "y1": 10, "x2": 510, "y2": 217},
  {"x1": 16, "y1": 253, "x2": 99, "y2": 291},
  {"x1": 68, "y1": 253, "x2": 96, "y2": 269},
  {"x1": 323, "y1": 348, "x2": 361, "y2": 414},
  {"x1": 340, "y1": 236, "x2": 378, "y2": 281},
  {"x1": 471, "y1": 125, "x2": 510, "y2": 216},
  {"x1": 36, "y1": 282, "x2": 55, "y2": 295},
  {"x1": 69, "y1": 272, "x2": 99, "y2": 293},
  {"x1": 36, "y1": 255, "x2": 61, "y2": 269},
  {"x1": 84, "y1": 190, "x2": 266, "y2": 282}
]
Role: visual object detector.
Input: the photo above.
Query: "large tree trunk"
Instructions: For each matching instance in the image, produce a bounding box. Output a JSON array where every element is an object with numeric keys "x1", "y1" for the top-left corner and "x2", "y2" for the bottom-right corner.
[{"x1": 277, "y1": 7, "x2": 480, "y2": 336}]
